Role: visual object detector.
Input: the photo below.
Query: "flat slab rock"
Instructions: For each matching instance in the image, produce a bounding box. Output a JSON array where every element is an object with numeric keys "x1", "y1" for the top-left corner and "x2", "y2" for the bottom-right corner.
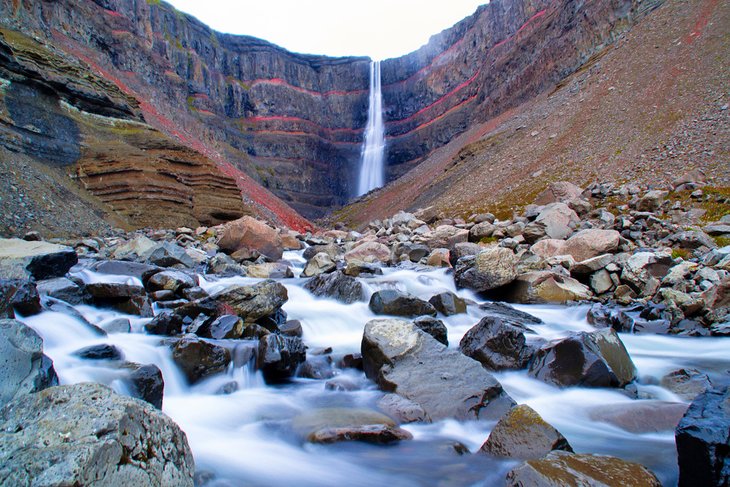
[
  {"x1": 506, "y1": 451, "x2": 661, "y2": 486},
  {"x1": 0, "y1": 383, "x2": 194, "y2": 486},
  {"x1": 362, "y1": 319, "x2": 515, "y2": 421},
  {"x1": 0, "y1": 238, "x2": 78, "y2": 280}
]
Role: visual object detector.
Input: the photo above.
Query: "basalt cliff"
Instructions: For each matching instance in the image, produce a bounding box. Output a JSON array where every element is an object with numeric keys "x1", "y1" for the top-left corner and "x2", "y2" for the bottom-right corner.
[{"x1": 0, "y1": 0, "x2": 695, "y2": 234}]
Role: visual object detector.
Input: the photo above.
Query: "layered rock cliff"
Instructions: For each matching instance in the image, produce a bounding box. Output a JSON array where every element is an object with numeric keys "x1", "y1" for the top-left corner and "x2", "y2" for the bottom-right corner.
[{"x1": 0, "y1": 0, "x2": 662, "y2": 228}]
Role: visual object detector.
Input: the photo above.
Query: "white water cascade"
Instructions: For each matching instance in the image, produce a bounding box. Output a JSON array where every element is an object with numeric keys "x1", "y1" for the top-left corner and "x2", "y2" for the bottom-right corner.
[{"x1": 357, "y1": 61, "x2": 385, "y2": 196}]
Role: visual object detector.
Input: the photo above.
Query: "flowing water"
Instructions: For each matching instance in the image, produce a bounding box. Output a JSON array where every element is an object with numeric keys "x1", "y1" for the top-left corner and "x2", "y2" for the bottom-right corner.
[
  {"x1": 18, "y1": 250, "x2": 730, "y2": 486},
  {"x1": 357, "y1": 61, "x2": 385, "y2": 196}
]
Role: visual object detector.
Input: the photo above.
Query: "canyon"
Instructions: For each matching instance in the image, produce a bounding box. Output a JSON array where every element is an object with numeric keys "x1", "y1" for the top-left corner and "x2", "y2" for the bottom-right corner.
[{"x1": 0, "y1": 0, "x2": 666, "y2": 231}]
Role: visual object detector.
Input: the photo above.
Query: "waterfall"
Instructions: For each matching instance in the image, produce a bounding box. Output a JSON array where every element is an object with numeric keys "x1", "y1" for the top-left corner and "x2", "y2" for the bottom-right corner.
[{"x1": 357, "y1": 61, "x2": 385, "y2": 196}]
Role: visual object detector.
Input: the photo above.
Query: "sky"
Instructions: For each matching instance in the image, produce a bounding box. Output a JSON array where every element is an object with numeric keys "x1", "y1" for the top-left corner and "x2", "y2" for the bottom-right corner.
[{"x1": 164, "y1": 0, "x2": 488, "y2": 60}]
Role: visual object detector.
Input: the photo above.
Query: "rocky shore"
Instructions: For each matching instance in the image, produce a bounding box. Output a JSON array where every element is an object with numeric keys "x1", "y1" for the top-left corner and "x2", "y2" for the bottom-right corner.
[{"x1": 0, "y1": 177, "x2": 728, "y2": 485}]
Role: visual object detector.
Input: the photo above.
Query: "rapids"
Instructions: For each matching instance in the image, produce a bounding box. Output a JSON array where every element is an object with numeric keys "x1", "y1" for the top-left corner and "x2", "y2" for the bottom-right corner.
[{"x1": 18, "y1": 249, "x2": 730, "y2": 486}]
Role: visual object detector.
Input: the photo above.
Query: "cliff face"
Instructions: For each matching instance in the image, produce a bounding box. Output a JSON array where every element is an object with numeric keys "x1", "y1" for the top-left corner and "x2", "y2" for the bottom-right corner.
[
  {"x1": 380, "y1": 0, "x2": 649, "y2": 179},
  {"x1": 0, "y1": 0, "x2": 656, "y2": 227}
]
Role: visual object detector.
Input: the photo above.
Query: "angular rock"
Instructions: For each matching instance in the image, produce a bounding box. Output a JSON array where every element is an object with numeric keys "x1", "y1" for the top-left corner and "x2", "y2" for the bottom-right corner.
[
  {"x1": 426, "y1": 248, "x2": 451, "y2": 268},
  {"x1": 478, "y1": 302, "x2": 544, "y2": 328},
  {"x1": 257, "y1": 334, "x2": 306, "y2": 383},
  {"x1": 111, "y1": 235, "x2": 157, "y2": 261},
  {"x1": 0, "y1": 279, "x2": 41, "y2": 318},
  {"x1": 147, "y1": 242, "x2": 195, "y2": 268},
  {"x1": 661, "y1": 368, "x2": 713, "y2": 401},
  {"x1": 199, "y1": 315, "x2": 243, "y2": 340},
  {"x1": 304, "y1": 271, "x2": 363, "y2": 304},
  {"x1": 343, "y1": 241, "x2": 391, "y2": 265},
  {"x1": 460, "y1": 316, "x2": 536, "y2": 371},
  {"x1": 36, "y1": 277, "x2": 86, "y2": 305},
  {"x1": 562, "y1": 229, "x2": 621, "y2": 262},
  {"x1": 454, "y1": 247, "x2": 518, "y2": 292},
  {"x1": 245, "y1": 262, "x2": 294, "y2": 279},
  {"x1": 369, "y1": 290, "x2": 436, "y2": 317},
  {"x1": 535, "y1": 203, "x2": 579, "y2": 239},
  {"x1": 172, "y1": 335, "x2": 231, "y2": 384},
  {"x1": 504, "y1": 271, "x2": 592, "y2": 304},
  {"x1": 144, "y1": 312, "x2": 183, "y2": 336},
  {"x1": 100, "y1": 317, "x2": 132, "y2": 334},
  {"x1": 362, "y1": 319, "x2": 515, "y2": 421},
  {"x1": 506, "y1": 451, "x2": 661, "y2": 486},
  {"x1": 413, "y1": 316, "x2": 448, "y2": 346},
  {"x1": 301, "y1": 252, "x2": 336, "y2": 277},
  {"x1": 0, "y1": 238, "x2": 78, "y2": 280},
  {"x1": 217, "y1": 216, "x2": 283, "y2": 261},
  {"x1": 146, "y1": 270, "x2": 197, "y2": 294},
  {"x1": 0, "y1": 383, "x2": 193, "y2": 486},
  {"x1": 534, "y1": 182, "x2": 584, "y2": 205},
  {"x1": 528, "y1": 328, "x2": 637, "y2": 388},
  {"x1": 637, "y1": 190, "x2": 668, "y2": 212},
  {"x1": 621, "y1": 252, "x2": 673, "y2": 295},
  {"x1": 480, "y1": 404, "x2": 572, "y2": 459},
  {"x1": 127, "y1": 363, "x2": 165, "y2": 410},
  {"x1": 469, "y1": 222, "x2": 496, "y2": 241},
  {"x1": 425, "y1": 225, "x2": 469, "y2": 250},
  {"x1": 676, "y1": 387, "x2": 730, "y2": 487},
  {"x1": 0, "y1": 319, "x2": 58, "y2": 407},
  {"x1": 428, "y1": 291, "x2": 467, "y2": 316},
  {"x1": 213, "y1": 280, "x2": 288, "y2": 322}
]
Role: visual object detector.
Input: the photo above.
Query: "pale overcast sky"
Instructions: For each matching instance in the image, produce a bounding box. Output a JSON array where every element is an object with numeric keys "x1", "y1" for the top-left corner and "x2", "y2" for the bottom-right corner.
[{"x1": 164, "y1": 0, "x2": 488, "y2": 60}]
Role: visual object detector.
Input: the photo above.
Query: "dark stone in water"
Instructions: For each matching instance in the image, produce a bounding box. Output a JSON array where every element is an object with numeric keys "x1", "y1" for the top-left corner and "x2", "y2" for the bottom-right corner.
[
  {"x1": 127, "y1": 363, "x2": 164, "y2": 410},
  {"x1": 145, "y1": 312, "x2": 183, "y2": 336},
  {"x1": 413, "y1": 316, "x2": 448, "y2": 346},
  {"x1": 460, "y1": 316, "x2": 537, "y2": 371},
  {"x1": 340, "y1": 353, "x2": 363, "y2": 370},
  {"x1": 280, "y1": 320, "x2": 303, "y2": 337},
  {"x1": 297, "y1": 356, "x2": 335, "y2": 380},
  {"x1": 428, "y1": 291, "x2": 466, "y2": 316},
  {"x1": 199, "y1": 315, "x2": 243, "y2": 340},
  {"x1": 369, "y1": 289, "x2": 436, "y2": 318},
  {"x1": 73, "y1": 344, "x2": 124, "y2": 361},
  {"x1": 0, "y1": 279, "x2": 41, "y2": 318},
  {"x1": 172, "y1": 335, "x2": 231, "y2": 384},
  {"x1": 303, "y1": 271, "x2": 363, "y2": 304},
  {"x1": 257, "y1": 334, "x2": 306, "y2": 383},
  {"x1": 308, "y1": 424, "x2": 413, "y2": 445},
  {"x1": 676, "y1": 387, "x2": 730, "y2": 487}
]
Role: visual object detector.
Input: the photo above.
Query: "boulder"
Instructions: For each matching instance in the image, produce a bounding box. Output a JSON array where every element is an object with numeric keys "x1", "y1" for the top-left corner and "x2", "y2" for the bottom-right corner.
[
  {"x1": 562, "y1": 230, "x2": 621, "y2": 262},
  {"x1": 303, "y1": 271, "x2": 363, "y2": 304},
  {"x1": 454, "y1": 247, "x2": 518, "y2": 291},
  {"x1": 534, "y1": 181, "x2": 584, "y2": 205},
  {"x1": 478, "y1": 302, "x2": 544, "y2": 328},
  {"x1": 0, "y1": 238, "x2": 78, "y2": 280},
  {"x1": 661, "y1": 368, "x2": 712, "y2": 401},
  {"x1": 469, "y1": 222, "x2": 496, "y2": 241},
  {"x1": 0, "y1": 279, "x2": 41, "y2": 318},
  {"x1": 213, "y1": 280, "x2": 288, "y2": 322},
  {"x1": 362, "y1": 319, "x2": 515, "y2": 421},
  {"x1": 36, "y1": 277, "x2": 86, "y2": 305},
  {"x1": 426, "y1": 248, "x2": 451, "y2": 268},
  {"x1": 0, "y1": 383, "x2": 193, "y2": 486},
  {"x1": 413, "y1": 316, "x2": 448, "y2": 346},
  {"x1": 621, "y1": 252, "x2": 673, "y2": 295},
  {"x1": 245, "y1": 262, "x2": 294, "y2": 279},
  {"x1": 199, "y1": 315, "x2": 243, "y2": 340},
  {"x1": 292, "y1": 408, "x2": 412, "y2": 444},
  {"x1": 257, "y1": 334, "x2": 306, "y2": 383},
  {"x1": 424, "y1": 225, "x2": 469, "y2": 250},
  {"x1": 676, "y1": 387, "x2": 730, "y2": 487},
  {"x1": 459, "y1": 316, "x2": 536, "y2": 371},
  {"x1": 506, "y1": 451, "x2": 661, "y2": 486},
  {"x1": 504, "y1": 271, "x2": 592, "y2": 304},
  {"x1": 147, "y1": 242, "x2": 195, "y2": 268},
  {"x1": 0, "y1": 319, "x2": 58, "y2": 407},
  {"x1": 126, "y1": 363, "x2": 165, "y2": 410},
  {"x1": 369, "y1": 290, "x2": 437, "y2": 317},
  {"x1": 144, "y1": 312, "x2": 183, "y2": 336},
  {"x1": 301, "y1": 252, "x2": 336, "y2": 277},
  {"x1": 111, "y1": 235, "x2": 157, "y2": 261},
  {"x1": 637, "y1": 190, "x2": 669, "y2": 212},
  {"x1": 146, "y1": 270, "x2": 197, "y2": 294},
  {"x1": 535, "y1": 203, "x2": 579, "y2": 239},
  {"x1": 91, "y1": 260, "x2": 161, "y2": 281},
  {"x1": 428, "y1": 291, "x2": 467, "y2": 316},
  {"x1": 528, "y1": 328, "x2": 637, "y2": 388},
  {"x1": 171, "y1": 335, "x2": 231, "y2": 384},
  {"x1": 480, "y1": 404, "x2": 572, "y2": 459},
  {"x1": 344, "y1": 241, "x2": 391, "y2": 265},
  {"x1": 73, "y1": 344, "x2": 124, "y2": 361},
  {"x1": 217, "y1": 216, "x2": 283, "y2": 260}
]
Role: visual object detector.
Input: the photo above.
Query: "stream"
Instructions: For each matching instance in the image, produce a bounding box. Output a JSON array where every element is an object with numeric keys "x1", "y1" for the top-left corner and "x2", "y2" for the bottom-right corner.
[{"x1": 19, "y1": 249, "x2": 730, "y2": 486}]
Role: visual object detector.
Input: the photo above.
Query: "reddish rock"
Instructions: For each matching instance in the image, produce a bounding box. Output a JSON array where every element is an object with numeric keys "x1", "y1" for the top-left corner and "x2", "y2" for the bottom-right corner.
[{"x1": 218, "y1": 216, "x2": 283, "y2": 261}]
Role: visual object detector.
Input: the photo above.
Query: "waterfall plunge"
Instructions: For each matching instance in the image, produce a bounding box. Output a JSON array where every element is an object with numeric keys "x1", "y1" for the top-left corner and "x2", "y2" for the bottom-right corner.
[{"x1": 357, "y1": 61, "x2": 385, "y2": 196}]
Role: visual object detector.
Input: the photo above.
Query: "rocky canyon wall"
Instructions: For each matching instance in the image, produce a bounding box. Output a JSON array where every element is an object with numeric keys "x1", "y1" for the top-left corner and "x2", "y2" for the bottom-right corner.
[{"x1": 0, "y1": 0, "x2": 657, "y2": 225}]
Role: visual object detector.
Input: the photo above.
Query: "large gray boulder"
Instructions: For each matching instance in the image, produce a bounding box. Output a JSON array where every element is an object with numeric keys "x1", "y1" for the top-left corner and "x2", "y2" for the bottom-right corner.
[
  {"x1": 676, "y1": 387, "x2": 730, "y2": 487},
  {"x1": 454, "y1": 247, "x2": 518, "y2": 292},
  {"x1": 506, "y1": 451, "x2": 661, "y2": 486},
  {"x1": 480, "y1": 404, "x2": 572, "y2": 459},
  {"x1": 0, "y1": 383, "x2": 194, "y2": 486},
  {"x1": 0, "y1": 319, "x2": 58, "y2": 407},
  {"x1": 528, "y1": 328, "x2": 637, "y2": 388},
  {"x1": 212, "y1": 280, "x2": 288, "y2": 322},
  {"x1": 535, "y1": 203, "x2": 579, "y2": 239},
  {"x1": 0, "y1": 238, "x2": 78, "y2": 280},
  {"x1": 362, "y1": 319, "x2": 515, "y2": 421}
]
